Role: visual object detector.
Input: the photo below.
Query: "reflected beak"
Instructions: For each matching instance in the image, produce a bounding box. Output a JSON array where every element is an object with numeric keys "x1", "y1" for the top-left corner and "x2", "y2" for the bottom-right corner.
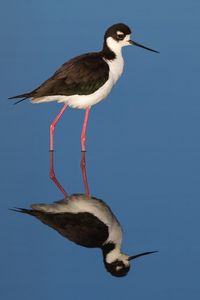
[
  {"x1": 129, "y1": 40, "x2": 159, "y2": 53},
  {"x1": 128, "y1": 250, "x2": 158, "y2": 261}
]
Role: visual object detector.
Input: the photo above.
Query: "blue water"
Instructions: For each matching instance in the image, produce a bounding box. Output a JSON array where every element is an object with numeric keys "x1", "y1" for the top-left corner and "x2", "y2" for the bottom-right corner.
[{"x1": 1, "y1": 0, "x2": 200, "y2": 299}]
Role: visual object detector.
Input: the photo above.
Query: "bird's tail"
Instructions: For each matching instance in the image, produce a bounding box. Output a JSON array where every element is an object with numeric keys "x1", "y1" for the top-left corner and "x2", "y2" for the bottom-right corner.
[
  {"x1": 8, "y1": 93, "x2": 31, "y2": 105},
  {"x1": 9, "y1": 207, "x2": 34, "y2": 215}
]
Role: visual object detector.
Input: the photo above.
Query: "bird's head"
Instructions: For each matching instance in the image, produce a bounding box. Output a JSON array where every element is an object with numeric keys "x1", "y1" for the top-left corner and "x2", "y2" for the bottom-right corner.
[
  {"x1": 104, "y1": 23, "x2": 159, "y2": 54},
  {"x1": 103, "y1": 246, "x2": 157, "y2": 277},
  {"x1": 104, "y1": 253, "x2": 131, "y2": 277}
]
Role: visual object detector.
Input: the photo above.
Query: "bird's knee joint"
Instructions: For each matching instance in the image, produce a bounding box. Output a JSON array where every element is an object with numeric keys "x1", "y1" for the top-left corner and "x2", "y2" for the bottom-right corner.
[
  {"x1": 50, "y1": 124, "x2": 55, "y2": 131},
  {"x1": 81, "y1": 136, "x2": 86, "y2": 143},
  {"x1": 50, "y1": 172, "x2": 55, "y2": 180}
]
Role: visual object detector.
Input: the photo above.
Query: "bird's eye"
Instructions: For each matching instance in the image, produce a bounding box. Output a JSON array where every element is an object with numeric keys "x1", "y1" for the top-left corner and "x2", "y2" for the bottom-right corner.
[{"x1": 117, "y1": 34, "x2": 124, "y2": 40}]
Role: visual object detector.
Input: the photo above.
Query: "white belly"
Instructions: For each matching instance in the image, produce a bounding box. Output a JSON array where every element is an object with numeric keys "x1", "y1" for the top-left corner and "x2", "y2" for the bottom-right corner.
[{"x1": 31, "y1": 55, "x2": 124, "y2": 109}]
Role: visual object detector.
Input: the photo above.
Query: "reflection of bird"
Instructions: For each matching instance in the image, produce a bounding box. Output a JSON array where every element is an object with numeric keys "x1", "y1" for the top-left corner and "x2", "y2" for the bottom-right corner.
[
  {"x1": 9, "y1": 23, "x2": 158, "y2": 152},
  {"x1": 11, "y1": 194, "x2": 157, "y2": 277}
]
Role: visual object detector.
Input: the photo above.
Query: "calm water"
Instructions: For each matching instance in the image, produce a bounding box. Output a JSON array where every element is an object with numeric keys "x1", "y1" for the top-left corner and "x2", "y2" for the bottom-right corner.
[{"x1": 1, "y1": 0, "x2": 200, "y2": 299}]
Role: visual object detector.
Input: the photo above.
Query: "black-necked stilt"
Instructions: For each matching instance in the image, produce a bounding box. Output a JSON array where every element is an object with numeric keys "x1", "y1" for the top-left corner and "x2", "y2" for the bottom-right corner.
[
  {"x1": 9, "y1": 23, "x2": 159, "y2": 152},
  {"x1": 11, "y1": 194, "x2": 157, "y2": 277}
]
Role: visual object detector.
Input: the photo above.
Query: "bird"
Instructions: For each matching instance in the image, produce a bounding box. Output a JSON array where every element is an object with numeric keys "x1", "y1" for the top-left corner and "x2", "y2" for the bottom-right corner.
[
  {"x1": 9, "y1": 23, "x2": 159, "y2": 152},
  {"x1": 11, "y1": 194, "x2": 157, "y2": 277}
]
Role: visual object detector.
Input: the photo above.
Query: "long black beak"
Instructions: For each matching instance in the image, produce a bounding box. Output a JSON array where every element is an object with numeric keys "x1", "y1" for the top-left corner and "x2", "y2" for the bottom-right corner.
[
  {"x1": 128, "y1": 250, "x2": 158, "y2": 261},
  {"x1": 129, "y1": 40, "x2": 159, "y2": 53}
]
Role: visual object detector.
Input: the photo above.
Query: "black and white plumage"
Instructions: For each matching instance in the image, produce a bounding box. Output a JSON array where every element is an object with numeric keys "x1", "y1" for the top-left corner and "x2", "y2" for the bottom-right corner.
[
  {"x1": 9, "y1": 23, "x2": 158, "y2": 109},
  {"x1": 12, "y1": 194, "x2": 157, "y2": 277},
  {"x1": 8, "y1": 23, "x2": 158, "y2": 152}
]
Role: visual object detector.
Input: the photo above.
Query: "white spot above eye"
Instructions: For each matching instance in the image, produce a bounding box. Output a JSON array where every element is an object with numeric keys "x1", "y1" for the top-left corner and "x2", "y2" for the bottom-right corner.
[
  {"x1": 117, "y1": 31, "x2": 124, "y2": 35},
  {"x1": 116, "y1": 266, "x2": 122, "y2": 271}
]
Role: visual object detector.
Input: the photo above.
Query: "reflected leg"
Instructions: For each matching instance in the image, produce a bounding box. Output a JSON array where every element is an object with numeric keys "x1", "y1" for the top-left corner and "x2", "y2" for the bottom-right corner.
[
  {"x1": 80, "y1": 151, "x2": 90, "y2": 197},
  {"x1": 50, "y1": 150, "x2": 68, "y2": 198},
  {"x1": 50, "y1": 103, "x2": 68, "y2": 151},
  {"x1": 81, "y1": 107, "x2": 90, "y2": 152}
]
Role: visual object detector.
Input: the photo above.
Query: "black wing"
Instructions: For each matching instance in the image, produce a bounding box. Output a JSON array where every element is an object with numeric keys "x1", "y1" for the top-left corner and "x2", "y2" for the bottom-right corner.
[
  {"x1": 9, "y1": 53, "x2": 109, "y2": 100},
  {"x1": 14, "y1": 208, "x2": 109, "y2": 248}
]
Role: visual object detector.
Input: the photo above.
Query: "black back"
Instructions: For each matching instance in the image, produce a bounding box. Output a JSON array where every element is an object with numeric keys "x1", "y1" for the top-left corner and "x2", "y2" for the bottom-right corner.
[{"x1": 9, "y1": 53, "x2": 110, "y2": 100}]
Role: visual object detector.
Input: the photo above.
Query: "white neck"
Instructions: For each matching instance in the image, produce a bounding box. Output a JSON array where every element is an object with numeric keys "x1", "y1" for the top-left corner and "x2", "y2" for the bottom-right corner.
[
  {"x1": 106, "y1": 37, "x2": 123, "y2": 57},
  {"x1": 104, "y1": 40, "x2": 124, "y2": 84}
]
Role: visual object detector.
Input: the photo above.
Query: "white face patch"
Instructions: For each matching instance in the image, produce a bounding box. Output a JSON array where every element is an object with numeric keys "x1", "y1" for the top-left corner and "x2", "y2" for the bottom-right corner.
[
  {"x1": 106, "y1": 248, "x2": 130, "y2": 266},
  {"x1": 106, "y1": 37, "x2": 122, "y2": 53},
  {"x1": 106, "y1": 34, "x2": 131, "y2": 53}
]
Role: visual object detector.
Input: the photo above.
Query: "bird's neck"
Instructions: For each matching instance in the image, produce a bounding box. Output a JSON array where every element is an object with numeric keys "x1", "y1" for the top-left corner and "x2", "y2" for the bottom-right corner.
[
  {"x1": 102, "y1": 243, "x2": 130, "y2": 267},
  {"x1": 102, "y1": 242, "x2": 116, "y2": 255},
  {"x1": 102, "y1": 242, "x2": 121, "y2": 262},
  {"x1": 101, "y1": 37, "x2": 123, "y2": 60},
  {"x1": 101, "y1": 43, "x2": 116, "y2": 60}
]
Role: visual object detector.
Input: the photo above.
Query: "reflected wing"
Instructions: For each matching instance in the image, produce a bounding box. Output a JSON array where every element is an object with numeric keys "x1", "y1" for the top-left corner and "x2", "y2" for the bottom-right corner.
[{"x1": 33, "y1": 211, "x2": 109, "y2": 248}]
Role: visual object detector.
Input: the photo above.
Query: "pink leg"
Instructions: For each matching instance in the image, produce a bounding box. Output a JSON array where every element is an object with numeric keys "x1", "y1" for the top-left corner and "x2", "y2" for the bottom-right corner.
[
  {"x1": 80, "y1": 151, "x2": 90, "y2": 197},
  {"x1": 50, "y1": 150, "x2": 68, "y2": 198},
  {"x1": 50, "y1": 104, "x2": 68, "y2": 151},
  {"x1": 81, "y1": 107, "x2": 90, "y2": 152}
]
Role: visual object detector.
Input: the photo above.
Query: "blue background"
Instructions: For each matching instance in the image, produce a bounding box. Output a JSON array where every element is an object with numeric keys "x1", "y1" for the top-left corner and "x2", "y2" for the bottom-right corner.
[{"x1": 1, "y1": 0, "x2": 200, "y2": 299}]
